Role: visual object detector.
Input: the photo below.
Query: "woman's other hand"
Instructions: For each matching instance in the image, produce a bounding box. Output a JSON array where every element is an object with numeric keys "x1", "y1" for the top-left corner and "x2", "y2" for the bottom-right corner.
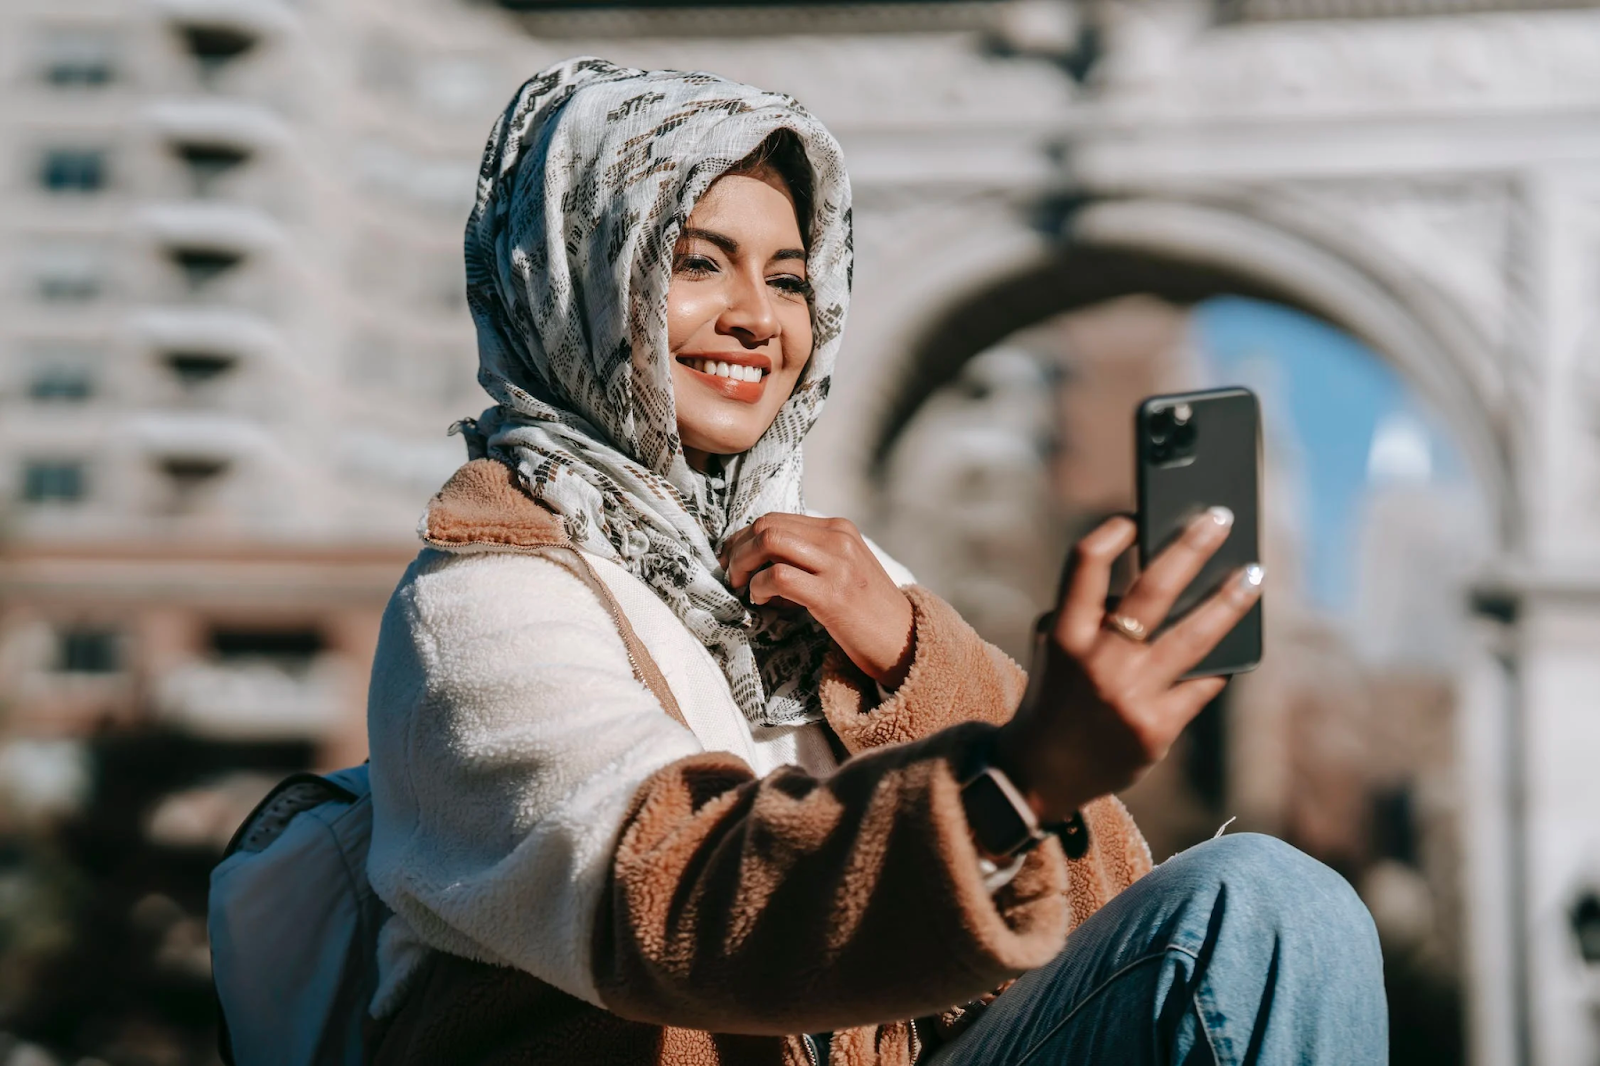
[
  {"x1": 993, "y1": 512, "x2": 1264, "y2": 824},
  {"x1": 719, "y1": 513, "x2": 915, "y2": 689}
]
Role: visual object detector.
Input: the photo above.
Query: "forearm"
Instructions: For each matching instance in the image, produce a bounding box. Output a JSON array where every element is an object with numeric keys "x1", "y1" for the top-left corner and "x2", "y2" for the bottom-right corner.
[
  {"x1": 819, "y1": 584, "x2": 1029, "y2": 754},
  {"x1": 592, "y1": 722, "x2": 1071, "y2": 1035},
  {"x1": 821, "y1": 583, "x2": 1155, "y2": 917}
]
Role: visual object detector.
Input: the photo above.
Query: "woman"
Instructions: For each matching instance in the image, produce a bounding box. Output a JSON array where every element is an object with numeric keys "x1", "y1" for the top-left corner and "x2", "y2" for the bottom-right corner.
[{"x1": 364, "y1": 58, "x2": 1387, "y2": 1065}]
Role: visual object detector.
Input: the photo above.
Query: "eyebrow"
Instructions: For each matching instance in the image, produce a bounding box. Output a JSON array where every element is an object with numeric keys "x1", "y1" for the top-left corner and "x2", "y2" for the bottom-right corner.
[{"x1": 681, "y1": 227, "x2": 806, "y2": 265}]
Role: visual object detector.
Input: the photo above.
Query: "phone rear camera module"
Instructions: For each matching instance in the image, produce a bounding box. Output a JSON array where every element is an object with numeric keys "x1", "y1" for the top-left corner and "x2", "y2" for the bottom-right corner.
[{"x1": 1147, "y1": 404, "x2": 1198, "y2": 467}]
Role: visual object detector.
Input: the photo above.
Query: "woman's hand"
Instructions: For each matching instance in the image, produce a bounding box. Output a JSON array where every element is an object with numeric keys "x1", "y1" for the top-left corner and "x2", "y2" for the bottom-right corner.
[
  {"x1": 992, "y1": 512, "x2": 1264, "y2": 824},
  {"x1": 719, "y1": 513, "x2": 915, "y2": 689}
]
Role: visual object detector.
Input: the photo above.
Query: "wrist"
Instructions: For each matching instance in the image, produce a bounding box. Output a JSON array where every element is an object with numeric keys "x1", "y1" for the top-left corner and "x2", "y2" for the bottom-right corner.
[
  {"x1": 959, "y1": 732, "x2": 1048, "y2": 863},
  {"x1": 975, "y1": 728, "x2": 1095, "y2": 861},
  {"x1": 991, "y1": 722, "x2": 1085, "y2": 825},
  {"x1": 861, "y1": 590, "x2": 915, "y2": 690}
]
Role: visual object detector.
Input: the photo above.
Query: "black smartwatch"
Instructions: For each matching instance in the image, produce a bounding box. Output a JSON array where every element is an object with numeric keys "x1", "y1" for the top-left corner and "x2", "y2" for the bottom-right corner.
[{"x1": 959, "y1": 737, "x2": 1090, "y2": 862}]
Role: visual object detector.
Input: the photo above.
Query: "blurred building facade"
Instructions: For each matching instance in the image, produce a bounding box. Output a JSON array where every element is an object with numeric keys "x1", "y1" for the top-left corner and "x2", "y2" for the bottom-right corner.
[{"x1": 2, "y1": 0, "x2": 1599, "y2": 1063}]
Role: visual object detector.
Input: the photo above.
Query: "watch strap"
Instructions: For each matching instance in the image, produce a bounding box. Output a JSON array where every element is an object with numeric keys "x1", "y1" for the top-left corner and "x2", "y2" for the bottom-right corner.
[
  {"x1": 958, "y1": 732, "x2": 1091, "y2": 862},
  {"x1": 961, "y1": 766, "x2": 1048, "y2": 861}
]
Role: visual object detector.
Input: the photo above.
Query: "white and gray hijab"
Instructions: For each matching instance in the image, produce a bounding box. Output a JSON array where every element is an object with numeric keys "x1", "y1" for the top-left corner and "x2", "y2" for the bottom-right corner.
[{"x1": 455, "y1": 57, "x2": 853, "y2": 729}]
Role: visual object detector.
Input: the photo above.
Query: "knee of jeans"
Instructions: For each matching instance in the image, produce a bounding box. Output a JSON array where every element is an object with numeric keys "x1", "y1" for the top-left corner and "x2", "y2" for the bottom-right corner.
[{"x1": 1172, "y1": 833, "x2": 1375, "y2": 942}]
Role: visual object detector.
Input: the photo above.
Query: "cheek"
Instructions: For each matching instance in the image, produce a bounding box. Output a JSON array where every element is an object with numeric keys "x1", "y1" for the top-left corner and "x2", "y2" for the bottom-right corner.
[
  {"x1": 780, "y1": 304, "x2": 814, "y2": 373},
  {"x1": 666, "y1": 282, "x2": 720, "y2": 350}
]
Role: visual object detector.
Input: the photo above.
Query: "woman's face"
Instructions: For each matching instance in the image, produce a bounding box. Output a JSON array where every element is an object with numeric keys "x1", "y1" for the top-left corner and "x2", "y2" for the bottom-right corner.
[{"x1": 667, "y1": 168, "x2": 812, "y2": 471}]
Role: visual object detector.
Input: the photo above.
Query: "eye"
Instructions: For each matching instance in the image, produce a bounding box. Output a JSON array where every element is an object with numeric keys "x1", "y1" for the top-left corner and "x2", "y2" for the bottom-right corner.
[
  {"x1": 769, "y1": 274, "x2": 813, "y2": 300},
  {"x1": 674, "y1": 253, "x2": 719, "y2": 279}
]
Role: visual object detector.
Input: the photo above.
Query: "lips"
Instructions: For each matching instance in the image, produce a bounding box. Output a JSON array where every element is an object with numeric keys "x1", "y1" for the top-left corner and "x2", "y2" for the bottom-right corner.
[{"x1": 676, "y1": 355, "x2": 769, "y2": 404}]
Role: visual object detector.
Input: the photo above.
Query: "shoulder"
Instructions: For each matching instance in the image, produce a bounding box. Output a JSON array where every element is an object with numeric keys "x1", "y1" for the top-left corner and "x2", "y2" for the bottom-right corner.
[{"x1": 389, "y1": 547, "x2": 623, "y2": 656}]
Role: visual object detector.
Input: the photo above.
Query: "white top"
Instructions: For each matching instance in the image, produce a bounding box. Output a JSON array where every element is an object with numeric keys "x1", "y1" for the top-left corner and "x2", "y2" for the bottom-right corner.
[{"x1": 363, "y1": 538, "x2": 916, "y2": 1017}]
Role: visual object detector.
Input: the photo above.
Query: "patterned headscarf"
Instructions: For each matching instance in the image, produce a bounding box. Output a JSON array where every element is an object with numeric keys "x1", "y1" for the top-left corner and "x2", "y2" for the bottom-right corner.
[{"x1": 456, "y1": 57, "x2": 853, "y2": 729}]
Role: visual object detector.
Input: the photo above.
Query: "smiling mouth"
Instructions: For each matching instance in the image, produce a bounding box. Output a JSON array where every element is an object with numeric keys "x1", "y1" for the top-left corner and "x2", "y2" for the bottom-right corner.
[
  {"x1": 677, "y1": 357, "x2": 768, "y2": 382},
  {"x1": 676, "y1": 356, "x2": 770, "y2": 404}
]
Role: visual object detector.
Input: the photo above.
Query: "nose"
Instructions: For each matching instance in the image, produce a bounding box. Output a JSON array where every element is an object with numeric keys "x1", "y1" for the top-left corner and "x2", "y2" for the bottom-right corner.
[{"x1": 718, "y1": 267, "x2": 780, "y2": 348}]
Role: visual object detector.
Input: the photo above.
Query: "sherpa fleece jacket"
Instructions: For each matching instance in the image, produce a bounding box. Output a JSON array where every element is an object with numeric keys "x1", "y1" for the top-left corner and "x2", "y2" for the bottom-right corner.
[{"x1": 364, "y1": 459, "x2": 1152, "y2": 1066}]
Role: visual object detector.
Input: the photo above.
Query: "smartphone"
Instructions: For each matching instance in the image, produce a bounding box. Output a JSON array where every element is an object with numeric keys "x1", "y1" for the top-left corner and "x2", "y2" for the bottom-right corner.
[{"x1": 1134, "y1": 386, "x2": 1263, "y2": 677}]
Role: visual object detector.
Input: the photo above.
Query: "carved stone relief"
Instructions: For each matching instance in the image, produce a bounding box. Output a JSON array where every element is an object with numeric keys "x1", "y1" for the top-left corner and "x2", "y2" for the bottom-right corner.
[
  {"x1": 1256, "y1": 177, "x2": 1516, "y2": 352},
  {"x1": 1095, "y1": 1, "x2": 1600, "y2": 120}
]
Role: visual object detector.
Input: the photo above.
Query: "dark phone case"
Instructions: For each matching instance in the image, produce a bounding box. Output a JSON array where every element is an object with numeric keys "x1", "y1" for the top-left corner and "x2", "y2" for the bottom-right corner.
[{"x1": 1135, "y1": 387, "x2": 1263, "y2": 678}]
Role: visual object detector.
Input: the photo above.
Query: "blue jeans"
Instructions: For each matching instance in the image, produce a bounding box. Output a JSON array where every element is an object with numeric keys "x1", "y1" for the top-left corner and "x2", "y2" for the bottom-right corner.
[{"x1": 928, "y1": 834, "x2": 1388, "y2": 1065}]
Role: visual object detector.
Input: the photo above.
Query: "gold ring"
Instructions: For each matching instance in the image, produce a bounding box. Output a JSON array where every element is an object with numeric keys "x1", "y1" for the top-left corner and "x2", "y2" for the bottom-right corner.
[{"x1": 1103, "y1": 612, "x2": 1150, "y2": 643}]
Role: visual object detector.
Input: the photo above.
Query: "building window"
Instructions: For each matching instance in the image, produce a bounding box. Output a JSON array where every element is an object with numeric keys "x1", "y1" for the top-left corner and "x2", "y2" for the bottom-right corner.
[
  {"x1": 159, "y1": 455, "x2": 229, "y2": 490},
  {"x1": 35, "y1": 244, "x2": 102, "y2": 302},
  {"x1": 41, "y1": 148, "x2": 108, "y2": 193},
  {"x1": 172, "y1": 140, "x2": 251, "y2": 196},
  {"x1": 29, "y1": 365, "x2": 93, "y2": 401},
  {"x1": 22, "y1": 460, "x2": 86, "y2": 503},
  {"x1": 57, "y1": 627, "x2": 120, "y2": 674},
  {"x1": 167, "y1": 244, "x2": 244, "y2": 289},
  {"x1": 210, "y1": 627, "x2": 323, "y2": 673},
  {"x1": 175, "y1": 21, "x2": 258, "y2": 78},
  {"x1": 165, "y1": 351, "x2": 235, "y2": 387},
  {"x1": 42, "y1": 31, "x2": 115, "y2": 87}
]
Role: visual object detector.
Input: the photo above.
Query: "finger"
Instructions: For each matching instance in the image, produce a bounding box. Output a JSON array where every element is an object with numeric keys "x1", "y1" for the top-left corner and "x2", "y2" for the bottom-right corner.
[
  {"x1": 1147, "y1": 563, "x2": 1264, "y2": 683},
  {"x1": 718, "y1": 512, "x2": 809, "y2": 565},
  {"x1": 723, "y1": 515, "x2": 833, "y2": 590},
  {"x1": 1055, "y1": 516, "x2": 1137, "y2": 655},
  {"x1": 1134, "y1": 676, "x2": 1229, "y2": 754},
  {"x1": 717, "y1": 522, "x2": 755, "y2": 564},
  {"x1": 1115, "y1": 507, "x2": 1234, "y2": 631},
  {"x1": 748, "y1": 562, "x2": 825, "y2": 609},
  {"x1": 1159, "y1": 676, "x2": 1228, "y2": 723},
  {"x1": 720, "y1": 513, "x2": 812, "y2": 583}
]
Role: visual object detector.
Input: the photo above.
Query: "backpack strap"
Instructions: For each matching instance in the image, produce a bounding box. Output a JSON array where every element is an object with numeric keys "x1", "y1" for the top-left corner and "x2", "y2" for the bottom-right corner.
[
  {"x1": 421, "y1": 459, "x2": 688, "y2": 730},
  {"x1": 221, "y1": 772, "x2": 359, "y2": 860},
  {"x1": 540, "y1": 545, "x2": 688, "y2": 729}
]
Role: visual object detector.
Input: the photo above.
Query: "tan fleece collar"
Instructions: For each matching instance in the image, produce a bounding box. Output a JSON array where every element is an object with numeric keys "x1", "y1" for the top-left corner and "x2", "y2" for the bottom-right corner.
[{"x1": 421, "y1": 459, "x2": 569, "y2": 551}]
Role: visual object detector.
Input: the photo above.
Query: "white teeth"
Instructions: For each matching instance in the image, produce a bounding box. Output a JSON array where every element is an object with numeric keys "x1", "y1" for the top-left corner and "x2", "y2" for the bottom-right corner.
[{"x1": 685, "y1": 358, "x2": 765, "y2": 382}]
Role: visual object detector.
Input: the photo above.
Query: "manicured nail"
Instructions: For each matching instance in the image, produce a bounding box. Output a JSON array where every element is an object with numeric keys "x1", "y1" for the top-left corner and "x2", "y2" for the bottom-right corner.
[
  {"x1": 1240, "y1": 563, "x2": 1265, "y2": 589},
  {"x1": 1188, "y1": 506, "x2": 1233, "y2": 540}
]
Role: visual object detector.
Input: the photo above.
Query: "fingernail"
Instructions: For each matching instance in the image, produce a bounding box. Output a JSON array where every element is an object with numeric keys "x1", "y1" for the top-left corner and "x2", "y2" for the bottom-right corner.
[
  {"x1": 1240, "y1": 563, "x2": 1265, "y2": 589},
  {"x1": 1207, "y1": 506, "x2": 1234, "y2": 528}
]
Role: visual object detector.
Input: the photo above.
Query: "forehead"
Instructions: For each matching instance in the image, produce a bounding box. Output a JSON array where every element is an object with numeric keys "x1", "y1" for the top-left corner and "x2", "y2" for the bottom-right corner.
[{"x1": 686, "y1": 172, "x2": 802, "y2": 246}]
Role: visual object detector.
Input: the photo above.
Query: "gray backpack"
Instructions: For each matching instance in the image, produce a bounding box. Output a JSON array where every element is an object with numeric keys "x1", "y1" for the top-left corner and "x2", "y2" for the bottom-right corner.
[
  {"x1": 209, "y1": 764, "x2": 386, "y2": 1066},
  {"x1": 207, "y1": 543, "x2": 686, "y2": 1065}
]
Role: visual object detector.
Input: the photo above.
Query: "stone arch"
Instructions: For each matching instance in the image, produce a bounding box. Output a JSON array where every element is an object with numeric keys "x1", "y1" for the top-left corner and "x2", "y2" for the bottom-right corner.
[
  {"x1": 869, "y1": 196, "x2": 1518, "y2": 549},
  {"x1": 865, "y1": 191, "x2": 1527, "y2": 1066}
]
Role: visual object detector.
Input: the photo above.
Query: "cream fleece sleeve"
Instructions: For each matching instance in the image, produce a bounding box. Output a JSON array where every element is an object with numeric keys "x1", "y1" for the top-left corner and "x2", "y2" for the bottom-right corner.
[{"x1": 365, "y1": 549, "x2": 702, "y2": 1010}]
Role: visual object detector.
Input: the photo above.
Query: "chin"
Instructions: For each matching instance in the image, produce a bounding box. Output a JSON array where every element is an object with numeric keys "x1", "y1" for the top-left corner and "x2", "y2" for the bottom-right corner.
[
  {"x1": 678, "y1": 413, "x2": 771, "y2": 459},
  {"x1": 684, "y1": 428, "x2": 764, "y2": 454}
]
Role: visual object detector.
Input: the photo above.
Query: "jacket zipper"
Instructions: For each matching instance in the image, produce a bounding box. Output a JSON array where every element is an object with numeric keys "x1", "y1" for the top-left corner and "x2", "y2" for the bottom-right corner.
[{"x1": 800, "y1": 1034, "x2": 820, "y2": 1066}]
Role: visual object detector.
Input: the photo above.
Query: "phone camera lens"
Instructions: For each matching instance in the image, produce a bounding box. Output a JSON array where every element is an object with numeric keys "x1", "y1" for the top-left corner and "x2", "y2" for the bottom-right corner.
[{"x1": 1147, "y1": 403, "x2": 1197, "y2": 465}]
